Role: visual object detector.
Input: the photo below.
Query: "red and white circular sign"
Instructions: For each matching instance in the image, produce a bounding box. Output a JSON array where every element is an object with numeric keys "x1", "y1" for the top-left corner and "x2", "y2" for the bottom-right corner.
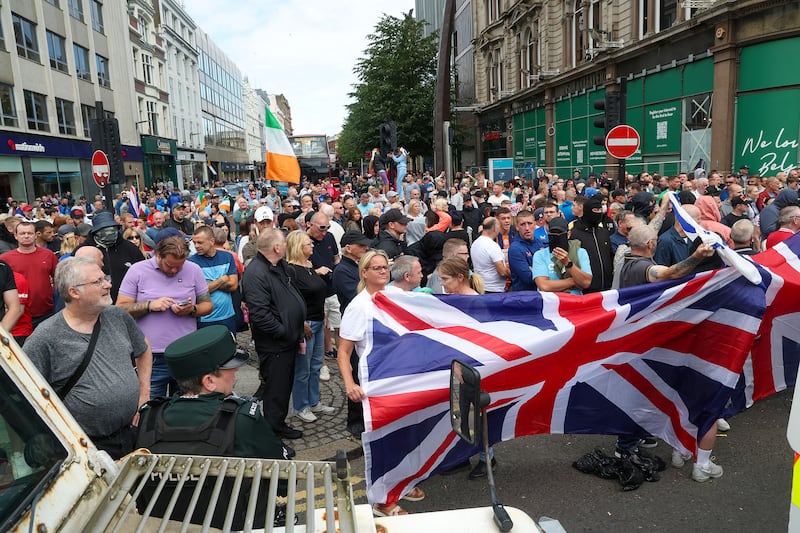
[
  {"x1": 92, "y1": 150, "x2": 110, "y2": 188},
  {"x1": 605, "y1": 125, "x2": 641, "y2": 160}
]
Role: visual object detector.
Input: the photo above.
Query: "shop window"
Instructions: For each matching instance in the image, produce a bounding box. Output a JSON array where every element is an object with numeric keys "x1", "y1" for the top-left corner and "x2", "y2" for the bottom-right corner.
[
  {"x1": 0, "y1": 85, "x2": 19, "y2": 128},
  {"x1": 23, "y1": 90, "x2": 49, "y2": 132},
  {"x1": 96, "y1": 54, "x2": 110, "y2": 88},
  {"x1": 685, "y1": 93, "x2": 712, "y2": 129},
  {"x1": 55, "y1": 98, "x2": 76, "y2": 135},
  {"x1": 68, "y1": 0, "x2": 84, "y2": 23},
  {"x1": 73, "y1": 44, "x2": 91, "y2": 81},
  {"x1": 12, "y1": 13, "x2": 40, "y2": 63},
  {"x1": 46, "y1": 31, "x2": 69, "y2": 73},
  {"x1": 90, "y1": 0, "x2": 104, "y2": 33}
]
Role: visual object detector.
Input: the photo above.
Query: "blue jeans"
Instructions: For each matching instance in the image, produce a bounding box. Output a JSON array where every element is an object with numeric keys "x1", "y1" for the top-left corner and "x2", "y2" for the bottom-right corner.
[
  {"x1": 151, "y1": 354, "x2": 178, "y2": 399},
  {"x1": 198, "y1": 316, "x2": 237, "y2": 334},
  {"x1": 395, "y1": 169, "x2": 407, "y2": 200},
  {"x1": 292, "y1": 320, "x2": 324, "y2": 411}
]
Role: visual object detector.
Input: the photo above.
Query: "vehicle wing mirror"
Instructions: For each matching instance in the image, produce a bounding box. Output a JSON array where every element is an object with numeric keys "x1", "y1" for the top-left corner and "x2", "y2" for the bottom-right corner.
[{"x1": 450, "y1": 360, "x2": 484, "y2": 446}]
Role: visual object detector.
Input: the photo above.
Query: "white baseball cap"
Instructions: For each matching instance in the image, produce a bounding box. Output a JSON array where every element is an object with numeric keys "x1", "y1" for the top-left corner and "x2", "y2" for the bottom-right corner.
[{"x1": 254, "y1": 206, "x2": 274, "y2": 222}]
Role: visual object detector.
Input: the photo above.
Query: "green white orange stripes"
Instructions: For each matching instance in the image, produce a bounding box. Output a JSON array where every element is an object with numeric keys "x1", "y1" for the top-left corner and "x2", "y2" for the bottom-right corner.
[{"x1": 265, "y1": 107, "x2": 300, "y2": 184}]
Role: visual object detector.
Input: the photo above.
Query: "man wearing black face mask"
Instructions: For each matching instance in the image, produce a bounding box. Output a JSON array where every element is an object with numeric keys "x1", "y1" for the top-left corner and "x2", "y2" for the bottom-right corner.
[
  {"x1": 569, "y1": 193, "x2": 614, "y2": 292},
  {"x1": 78, "y1": 211, "x2": 145, "y2": 302}
]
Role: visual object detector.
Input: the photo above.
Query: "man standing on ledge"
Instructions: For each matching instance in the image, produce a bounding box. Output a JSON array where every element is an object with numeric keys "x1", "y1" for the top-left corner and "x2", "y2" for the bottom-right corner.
[{"x1": 242, "y1": 228, "x2": 307, "y2": 440}]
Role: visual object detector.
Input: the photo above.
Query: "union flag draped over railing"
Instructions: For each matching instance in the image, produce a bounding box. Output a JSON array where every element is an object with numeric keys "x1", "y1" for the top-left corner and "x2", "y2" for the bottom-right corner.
[{"x1": 359, "y1": 234, "x2": 800, "y2": 506}]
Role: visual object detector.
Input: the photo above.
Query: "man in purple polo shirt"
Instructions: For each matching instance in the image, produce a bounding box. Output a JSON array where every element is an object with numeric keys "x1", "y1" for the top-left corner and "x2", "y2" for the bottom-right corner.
[{"x1": 116, "y1": 231, "x2": 213, "y2": 398}]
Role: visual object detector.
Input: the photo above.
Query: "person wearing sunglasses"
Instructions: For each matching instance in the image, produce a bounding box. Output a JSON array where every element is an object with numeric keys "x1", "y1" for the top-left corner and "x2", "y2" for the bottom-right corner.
[
  {"x1": 123, "y1": 228, "x2": 147, "y2": 259},
  {"x1": 307, "y1": 212, "x2": 340, "y2": 380}
]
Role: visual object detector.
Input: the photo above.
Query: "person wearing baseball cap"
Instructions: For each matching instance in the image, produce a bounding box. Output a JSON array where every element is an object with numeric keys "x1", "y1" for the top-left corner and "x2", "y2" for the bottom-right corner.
[
  {"x1": 374, "y1": 209, "x2": 411, "y2": 259},
  {"x1": 254, "y1": 206, "x2": 274, "y2": 229}
]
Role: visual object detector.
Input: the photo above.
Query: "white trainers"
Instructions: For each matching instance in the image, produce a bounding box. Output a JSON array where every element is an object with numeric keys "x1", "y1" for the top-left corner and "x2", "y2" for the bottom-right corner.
[
  {"x1": 671, "y1": 449, "x2": 692, "y2": 468},
  {"x1": 311, "y1": 403, "x2": 335, "y2": 414},
  {"x1": 319, "y1": 365, "x2": 331, "y2": 382},
  {"x1": 296, "y1": 407, "x2": 317, "y2": 423},
  {"x1": 717, "y1": 418, "x2": 731, "y2": 432},
  {"x1": 692, "y1": 460, "x2": 723, "y2": 482}
]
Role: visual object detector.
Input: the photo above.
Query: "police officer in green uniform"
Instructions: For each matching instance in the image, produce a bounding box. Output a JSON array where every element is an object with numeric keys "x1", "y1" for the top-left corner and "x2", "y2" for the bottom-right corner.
[
  {"x1": 135, "y1": 325, "x2": 291, "y2": 529},
  {"x1": 136, "y1": 325, "x2": 288, "y2": 460}
]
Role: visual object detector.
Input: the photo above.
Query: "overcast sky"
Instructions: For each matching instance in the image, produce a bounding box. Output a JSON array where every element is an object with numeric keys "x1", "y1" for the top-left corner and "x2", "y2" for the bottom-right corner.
[{"x1": 186, "y1": 0, "x2": 417, "y2": 136}]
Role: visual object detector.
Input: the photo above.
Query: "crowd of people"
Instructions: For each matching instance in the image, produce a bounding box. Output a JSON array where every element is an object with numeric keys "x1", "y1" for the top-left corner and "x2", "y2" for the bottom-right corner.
[{"x1": 1, "y1": 161, "x2": 798, "y2": 516}]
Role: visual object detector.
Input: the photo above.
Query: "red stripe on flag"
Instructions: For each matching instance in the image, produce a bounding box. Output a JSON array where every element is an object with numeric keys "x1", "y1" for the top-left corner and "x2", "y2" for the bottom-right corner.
[
  {"x1": 374, "y1": 293, "x2": 531, "y2": 362},
  {"x1": 604, "y1": 362, "x2": 698, "y2": 454},
  {"x1": 368, "y1": 388, "x2": 449, "y2": 431},
  {"x1": 383, "y1": 431, "x2": 459, "y2": 505}
]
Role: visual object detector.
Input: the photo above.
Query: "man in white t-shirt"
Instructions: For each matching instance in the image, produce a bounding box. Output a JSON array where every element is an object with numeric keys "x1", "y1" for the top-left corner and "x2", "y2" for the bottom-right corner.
[
  {"x1": 487, "y1": 182, "x2": 506, "y2": 208},
  {"x1": 470, "y1": 217, "x2": 509, "y2": 292}
]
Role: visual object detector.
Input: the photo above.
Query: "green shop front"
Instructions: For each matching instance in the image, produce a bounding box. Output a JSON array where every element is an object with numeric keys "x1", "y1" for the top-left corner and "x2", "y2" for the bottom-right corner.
[
  {"x1": 513, "y1": 55, "x2": 715, "y2": 178},
  {"x1": 141, "y1": 135, "x2": 177, "y2": 188},
  {"x1": 733, "y1": 36, "x2": 800, "y2": 176}
]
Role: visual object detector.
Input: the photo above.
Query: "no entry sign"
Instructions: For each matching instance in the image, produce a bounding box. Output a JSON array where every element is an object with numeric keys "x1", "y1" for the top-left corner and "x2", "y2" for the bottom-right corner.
[
  {"x1": 92, "y1": 150, "x2": 110, "y2": 188},
  {"x1": 605, "y1": 125, "x2": 640, "y2": 159}
]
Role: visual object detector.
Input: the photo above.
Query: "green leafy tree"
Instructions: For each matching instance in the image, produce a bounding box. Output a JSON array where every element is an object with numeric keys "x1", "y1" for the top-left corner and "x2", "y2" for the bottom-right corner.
[{"x1": 338, "y1": 13, "x2": 438, "y2": 167}]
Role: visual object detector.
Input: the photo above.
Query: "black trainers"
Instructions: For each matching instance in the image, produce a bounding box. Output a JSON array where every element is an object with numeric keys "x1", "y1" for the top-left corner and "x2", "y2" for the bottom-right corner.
[{"x1": 468, "y1": 458, "x2": 497, "y2": 479}]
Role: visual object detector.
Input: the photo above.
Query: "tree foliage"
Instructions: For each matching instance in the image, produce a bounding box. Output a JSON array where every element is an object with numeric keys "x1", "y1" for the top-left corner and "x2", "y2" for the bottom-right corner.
[{"x1": 338, "y1": 13, "x2": 438, "y2": 167}]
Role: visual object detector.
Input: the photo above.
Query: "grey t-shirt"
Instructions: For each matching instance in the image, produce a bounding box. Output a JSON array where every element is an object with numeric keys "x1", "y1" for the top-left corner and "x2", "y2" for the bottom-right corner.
[{"x1": 25, "y1": 305, "x2": 148, "y2": 436}]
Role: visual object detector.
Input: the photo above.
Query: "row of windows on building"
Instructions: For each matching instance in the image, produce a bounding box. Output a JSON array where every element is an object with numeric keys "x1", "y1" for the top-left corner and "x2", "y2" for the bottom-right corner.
[
  {"x1": 44, "y1": 0, "x2": 105, "y2": 33},
  {"x1": 8, "y1": 13, "x2": 111, "y2": 88},
  {"x1": 0, "y1": 83, "x2": 109, "y2": 137},
  {"x1": 481, "y1": 0, "x2": 698, "y2": 102}
]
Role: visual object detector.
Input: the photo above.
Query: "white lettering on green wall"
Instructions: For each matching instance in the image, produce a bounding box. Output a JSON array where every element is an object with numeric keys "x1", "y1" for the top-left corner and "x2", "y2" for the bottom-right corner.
[{"x1": 741, "y1": 128, "x2": 798, "y2": 174}]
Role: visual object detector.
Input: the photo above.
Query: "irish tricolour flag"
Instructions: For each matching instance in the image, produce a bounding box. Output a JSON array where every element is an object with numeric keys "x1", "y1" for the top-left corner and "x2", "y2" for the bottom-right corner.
[{"x1": 265, "y1": 107, "x2": 300, "y2": 184}]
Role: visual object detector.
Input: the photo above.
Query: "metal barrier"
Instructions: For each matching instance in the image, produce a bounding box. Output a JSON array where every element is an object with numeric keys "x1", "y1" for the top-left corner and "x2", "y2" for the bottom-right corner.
[{"x1": 85, "y1": 452, "x2": 354, "y2": 533}]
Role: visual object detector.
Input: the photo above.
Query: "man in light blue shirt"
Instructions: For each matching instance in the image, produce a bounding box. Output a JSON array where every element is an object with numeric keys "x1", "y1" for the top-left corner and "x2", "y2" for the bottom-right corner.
[{"x1": 532, "y1": 217, "x2": 592, "y2": 295}]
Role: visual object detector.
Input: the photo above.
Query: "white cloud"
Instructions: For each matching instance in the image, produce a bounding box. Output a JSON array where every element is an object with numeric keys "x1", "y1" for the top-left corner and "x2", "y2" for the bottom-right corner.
[{"x1": 186, "y1": 0, "x2": 417, "y2": 136}]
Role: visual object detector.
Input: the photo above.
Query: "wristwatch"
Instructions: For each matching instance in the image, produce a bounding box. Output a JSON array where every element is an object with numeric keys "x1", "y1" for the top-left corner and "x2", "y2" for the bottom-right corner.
[
  {"x1": 190, "y1": 305, "x2": 197, "y2": 316},
  {"x1": 564, "y1": 261, "x2": 574, "y2": 269}
]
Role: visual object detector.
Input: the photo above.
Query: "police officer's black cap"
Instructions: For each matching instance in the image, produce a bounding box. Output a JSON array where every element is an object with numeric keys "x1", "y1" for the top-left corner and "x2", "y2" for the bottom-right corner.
[{"x1": 164, "y1": 325, "x2": 247, "y2": 380}]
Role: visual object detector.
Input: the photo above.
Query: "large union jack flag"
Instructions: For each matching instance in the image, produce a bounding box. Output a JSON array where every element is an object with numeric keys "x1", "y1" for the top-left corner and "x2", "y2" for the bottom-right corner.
[{"x1": 359, "y1": 235, "x2": 800, "y2": 505}]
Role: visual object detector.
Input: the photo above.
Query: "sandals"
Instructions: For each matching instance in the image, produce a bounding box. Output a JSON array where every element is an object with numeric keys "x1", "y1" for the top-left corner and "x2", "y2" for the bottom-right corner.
[
  {"x1": 400, "y1": 486, "x2": 426, "y2": 502},
  {"x1": 373, "y1": 503, "x2": 408, "y2": 517}
]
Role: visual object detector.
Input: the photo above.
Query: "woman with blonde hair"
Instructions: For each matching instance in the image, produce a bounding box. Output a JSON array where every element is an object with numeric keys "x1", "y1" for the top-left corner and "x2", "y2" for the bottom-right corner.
[
  {"x1": 337, "y1": 248, "x2": 425, "y2": 515},
  {"x1": 285, "y1": 230, "x2": 334, "y2": 423},
  {"x1": 58, "y1": 232, "x2": 77, "y2": 260},
  {"x1": 437, "y1": 257, "x2": 484, "y2": 295},
  {"x1": 428, "y1": 197, "x2": 452, "y2": 232},
  {"x1": 123, "y1": 228, "x2": 147, "y2": 258}
]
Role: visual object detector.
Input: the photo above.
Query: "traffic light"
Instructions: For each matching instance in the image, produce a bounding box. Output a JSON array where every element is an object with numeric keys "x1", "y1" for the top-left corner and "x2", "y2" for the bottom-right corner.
[
  {"x1": 593, "y1": 92, "x2": 622, "y2": 147},
  {"x1": 90, "y1": 117, "x2": 126, "y2": 184},
  {"x1": 379, "y1": 121, "x2": 396, "y2": 154}
]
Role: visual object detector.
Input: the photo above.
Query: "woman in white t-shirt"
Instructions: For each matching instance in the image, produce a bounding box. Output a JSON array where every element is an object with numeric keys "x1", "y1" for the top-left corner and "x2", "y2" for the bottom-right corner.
[{"x1": 336, "y1": 249, "x2": 426, "y2": 516}]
